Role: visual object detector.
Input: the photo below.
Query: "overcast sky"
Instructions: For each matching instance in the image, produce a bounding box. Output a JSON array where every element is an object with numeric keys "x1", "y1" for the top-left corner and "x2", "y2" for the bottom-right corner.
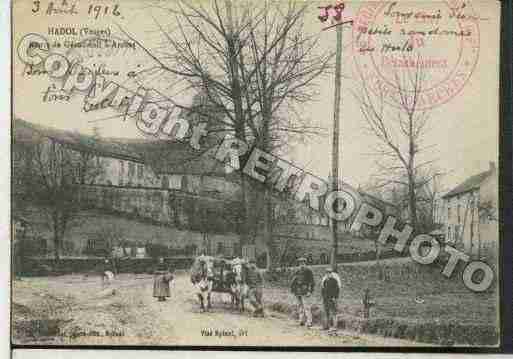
[{"x1": 13, "y1": 1, "x2": 500, "y2": 195}]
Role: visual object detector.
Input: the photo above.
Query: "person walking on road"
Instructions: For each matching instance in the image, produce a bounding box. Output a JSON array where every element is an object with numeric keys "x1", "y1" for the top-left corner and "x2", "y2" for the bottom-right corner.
[
  {"x1": 321, "y1": 267, "x2": 341, "y2": 334},
  {"x1": 290, "y1": 257, "x2": 315, "y2": 328},
  {"x1": 246, "y1": 258, "x2": 265, "y2": 317},
  {"x1": 101, "y1": 258, "x2": 115, "y2": 288}
]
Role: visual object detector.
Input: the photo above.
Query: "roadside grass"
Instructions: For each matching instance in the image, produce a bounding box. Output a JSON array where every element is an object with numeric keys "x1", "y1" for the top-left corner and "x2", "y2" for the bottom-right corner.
[
  {"x1": 264, "y1": 259, "x2": 499, "y2": 346},
  {"x1": 12, "y1": 279, "x2": 75, "y2": 343},
  {"x1": 11, "y1": 264, "x2": 498, "y2": 346}
]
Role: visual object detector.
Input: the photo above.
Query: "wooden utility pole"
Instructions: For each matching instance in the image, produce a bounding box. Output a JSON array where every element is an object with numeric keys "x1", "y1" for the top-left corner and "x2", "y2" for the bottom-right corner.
[{"x1": 331, "y1": 25, "x2": 343, "y2": 271}]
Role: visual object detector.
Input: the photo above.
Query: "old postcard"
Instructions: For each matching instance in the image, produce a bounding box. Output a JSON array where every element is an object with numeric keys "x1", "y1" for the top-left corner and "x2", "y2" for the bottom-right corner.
[{"x1": 11, "y1": 0, "x2": 501, "y2": 348}]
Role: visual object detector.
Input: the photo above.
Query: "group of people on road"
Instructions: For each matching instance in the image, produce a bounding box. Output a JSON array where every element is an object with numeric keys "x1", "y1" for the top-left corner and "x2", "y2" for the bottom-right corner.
[
  {"x1": 290, "y1": 257, "x2": 342, "y2": 333},
  {"x1": 99, "y1": 256, "x2": 175, "y2": 301},
  {"x1": 190, "y1": 254, "x2": 265, "y2": 316},
  {"x1": 239, "y1": 256, "x2": 342, "y2": 332},
  {"x1": 148, "y1": 255, "x2": 341, "y2": 332}
]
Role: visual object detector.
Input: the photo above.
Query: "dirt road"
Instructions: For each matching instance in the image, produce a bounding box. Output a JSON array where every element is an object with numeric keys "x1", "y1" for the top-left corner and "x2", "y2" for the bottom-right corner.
[{"x1": 13, "y1": 273, "x2": 421, "y2": 347}]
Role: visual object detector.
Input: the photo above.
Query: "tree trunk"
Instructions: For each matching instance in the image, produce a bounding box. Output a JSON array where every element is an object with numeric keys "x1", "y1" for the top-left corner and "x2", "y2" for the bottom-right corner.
[
  {"x1": 226, "y1": 0, "x2": 249, "y2": 257},
  {"x1": 407, "y1": 135, "x2": 417, "y2": 232},
  {"x1": 408, "y1": 119, "x2": 417, "y2": 232},
  {"x1": 52, "y1": 215, "x2": 61, "y2": 268},
  {"x1": 408, "y1": 175, "x2": 417, "y2": 231},
  {"x1": 53, "y1": 234, "x2": 60, "y2": 268},
  {"x1": 239, "y1": 172, "x2": 249, "y2": 243},
  {"x1": 263, "y1": 187, "x2": 274, "y2": 270},
  {"x1": 374, "y1": 237, "x2": 383, "y2": 279}
]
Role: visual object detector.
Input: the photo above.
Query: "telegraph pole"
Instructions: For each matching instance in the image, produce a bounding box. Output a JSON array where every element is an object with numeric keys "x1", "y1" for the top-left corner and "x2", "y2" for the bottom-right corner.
[{"x1": 331, "y1": 24, "x2": 343, "y2": 271}]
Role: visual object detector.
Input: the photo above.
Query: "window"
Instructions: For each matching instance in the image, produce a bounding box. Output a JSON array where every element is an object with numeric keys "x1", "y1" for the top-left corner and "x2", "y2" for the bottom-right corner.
[
  {"x1": 447, "y1": 203, "x2": 451, "y2": 220},
  {"x1": 128, "y1": 162, "x2": 135, "y2": 177},
  {"x1": 13, "y1": 150, "x2": 22, "y2": 161},
  {"x1": 457, "y1": 203, "x2": 461, "y2": 224},
  {"x1": 40, "y1": 237, "x2": 47, "y2": 253},
  {"x1": 216, "y1": 242, "x2": 224, "y2": 255},
  {"x1": 447, "y1": 226, "x2": 452, "y2": 242},
  {"x1": 86, "y1": 238, "x2": 96, "y2": 251},
  {"x1": 161, "y1": 176, "x2": 169, "y2": 189},
  {"x1": 118, "y1": 160, "x2": 124, "y2": 185},
  {"x1": 137, "y1": 164, "x2": 144, "y2": 179},
  {"x1": 73, "y1": 166, "x2": 80, "y2": 184},
  {"x1": 181, "y1": 176, "x2": 188, "y2": 191}
]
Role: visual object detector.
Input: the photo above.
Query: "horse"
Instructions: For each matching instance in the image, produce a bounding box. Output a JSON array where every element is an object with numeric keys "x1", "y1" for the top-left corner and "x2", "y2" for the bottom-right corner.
[
  {"x1": 190, "y1": 255, "x2": 214, "y2": 312},
  {"x1": 229, "y1": 258, "x2": 249, "y2": 312}
]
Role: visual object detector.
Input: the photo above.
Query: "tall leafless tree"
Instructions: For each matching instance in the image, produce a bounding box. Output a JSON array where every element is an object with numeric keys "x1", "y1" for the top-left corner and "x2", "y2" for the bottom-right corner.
[
  {"x1": 367, "y1": 169, "x2": 444, "y2": 233},
  {"x1": 354, "y1": 59, "x2": 436, "y2": 232},
  {"x1": 119, "y1": 0, "x2": 332, "y2": 266},
  {"x1": 15, "y1": 137, "x2": 103, "y2": 264}
]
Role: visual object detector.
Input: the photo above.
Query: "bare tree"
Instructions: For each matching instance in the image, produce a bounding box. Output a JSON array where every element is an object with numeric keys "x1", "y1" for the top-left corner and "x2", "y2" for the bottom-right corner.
[
  {"x1": 16, "y1": 137, "x2": 103, "y2": 264},
  {"x1": 373, "y1": 169, "x2": 444, "y2": 233},
  {"x1": 91, "y1": 223, "x2": 128, "y2": 256},
  {"x1": 415, "y1": 170, "x2": 444, "y2": 233},
  {"x1": 119, "y1": 0, "x2": 332, "y2": 266},
  {"x1": 354, "y1": 58, "x2": 435, "y2": 232},
  {"x1": 87, "y1": 223, "x2": 127, "y2": 274}
]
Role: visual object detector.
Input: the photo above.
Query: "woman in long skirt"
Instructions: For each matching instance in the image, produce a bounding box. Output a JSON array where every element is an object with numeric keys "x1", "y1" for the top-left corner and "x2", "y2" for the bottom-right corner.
[{"x1": 153, "y1": 257, "x2": 173, "y2": 302}]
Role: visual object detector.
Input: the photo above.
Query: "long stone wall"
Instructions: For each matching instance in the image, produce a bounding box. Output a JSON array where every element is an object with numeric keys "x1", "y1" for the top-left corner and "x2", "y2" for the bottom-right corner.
[{"x1": 77, "y1": 184, "x2": 242, "y2": 234}]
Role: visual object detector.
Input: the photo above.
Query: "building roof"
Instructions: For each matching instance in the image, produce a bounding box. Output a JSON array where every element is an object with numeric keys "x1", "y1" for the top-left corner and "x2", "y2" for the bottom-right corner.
[
  {"x1": 14, "y1": 118, "x2": 144, "y2": 163},
  {"x1": 327, "y1": 176, "x2": 398, "y2": 213},
  {"x1": 442, "y1": 168, "x2": 493, "y2": 199},
  {"x1": 358, "y1": 190, "x2": 398, "y2": 213},
  {"x1": 13, "y1": 118, "x2": 231, "y2": 177},
  {"x1": 128, "y1": 137, "x2": 230, "y2": 177}
]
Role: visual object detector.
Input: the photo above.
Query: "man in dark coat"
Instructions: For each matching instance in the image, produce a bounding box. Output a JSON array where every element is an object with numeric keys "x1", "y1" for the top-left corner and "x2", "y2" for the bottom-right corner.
[
  {"x1": 153, "y1": 257, "x2": 173, "y2": 302},
  {"x1": 246, "y1": 258, "x2": 264, "y2": 317},
  {"x1": 290, "y1": 257, "x2": 315, "y2": 327},
  {"x1": 321, "y1": 267, "x2": 341, "y2": 333}
]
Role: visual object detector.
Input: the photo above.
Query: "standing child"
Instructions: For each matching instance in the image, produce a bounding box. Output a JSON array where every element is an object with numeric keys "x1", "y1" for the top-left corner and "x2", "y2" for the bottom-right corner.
[{"x1": 321, "y1": 267, "x2": 341, "y2": 334}]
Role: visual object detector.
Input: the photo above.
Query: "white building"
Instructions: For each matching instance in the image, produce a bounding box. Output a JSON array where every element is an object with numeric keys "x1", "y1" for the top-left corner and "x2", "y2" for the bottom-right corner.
[{"x1": 441, "y1": 162, "x2": 498, "y2": 258}]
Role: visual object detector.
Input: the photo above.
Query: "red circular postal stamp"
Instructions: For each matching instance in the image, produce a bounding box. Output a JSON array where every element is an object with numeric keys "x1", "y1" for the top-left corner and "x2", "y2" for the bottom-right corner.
[{"x1": 351, "y1": 0, "x2": 480, "y2": 110}]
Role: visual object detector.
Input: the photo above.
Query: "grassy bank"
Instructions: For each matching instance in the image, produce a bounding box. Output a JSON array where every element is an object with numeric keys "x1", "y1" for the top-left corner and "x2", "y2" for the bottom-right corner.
[{"x1": 263, "y1": 258, "x2": 499, "y2": 346}]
